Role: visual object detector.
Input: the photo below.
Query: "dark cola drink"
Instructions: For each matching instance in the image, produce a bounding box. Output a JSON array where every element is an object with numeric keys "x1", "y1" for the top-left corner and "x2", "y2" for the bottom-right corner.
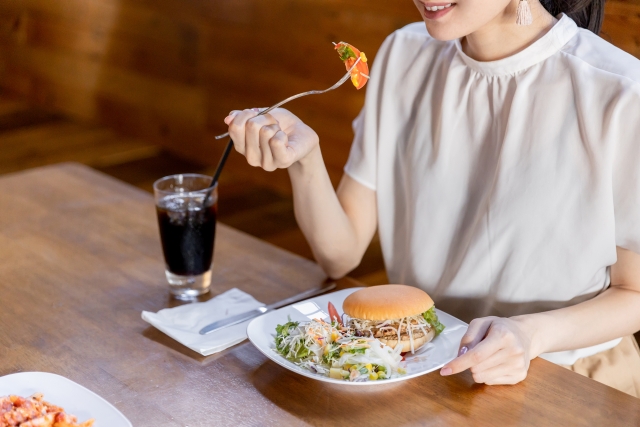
[
  {"x1": 156, "y1": 195, "x2": 217, "y2": 276},
  {"x1": 153, "y1": 174, "x2": 217, "y2": 299}
]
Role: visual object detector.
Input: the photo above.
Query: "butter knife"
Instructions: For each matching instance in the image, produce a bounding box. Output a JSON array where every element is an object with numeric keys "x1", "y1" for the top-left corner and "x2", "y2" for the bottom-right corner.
[{"x1": 198, "y1": 282, "x2": 337, "y2": 335}]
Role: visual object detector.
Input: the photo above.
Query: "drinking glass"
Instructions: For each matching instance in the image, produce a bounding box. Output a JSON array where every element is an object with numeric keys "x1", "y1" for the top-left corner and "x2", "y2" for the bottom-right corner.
[{"x1": 153, "y1": 174, "x2": 217, "y2": 300}]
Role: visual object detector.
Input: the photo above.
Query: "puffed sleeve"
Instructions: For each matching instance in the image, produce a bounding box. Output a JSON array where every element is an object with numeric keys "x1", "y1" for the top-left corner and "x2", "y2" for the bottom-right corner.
[
  {"x1": 343, "y1": 34, "x2": 397, "y2": 191},
  {"x1": 343, "y1": 108, "x2": 376, "y2": 190},
  {"x1": 612, "y1": 86, "x2": 640, "y2": 254}
]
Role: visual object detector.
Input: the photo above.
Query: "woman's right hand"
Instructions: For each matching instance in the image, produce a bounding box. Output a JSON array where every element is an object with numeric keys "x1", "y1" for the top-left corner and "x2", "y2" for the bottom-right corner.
[{"x1": 224, "y1": 108, "x2": 320, "y2": 171}]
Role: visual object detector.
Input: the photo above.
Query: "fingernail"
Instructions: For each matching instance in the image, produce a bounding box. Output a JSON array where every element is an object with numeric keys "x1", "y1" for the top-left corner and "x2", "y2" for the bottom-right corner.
[
  {"x1": 458, "y1": 346, "x2": 468, "y2": 356},
  {"x1": 224, "y1": 111, "x2": 239, "y2": 122},
  {"x1": 440, "y1": 367, "x2": 452, "y2": 376}
]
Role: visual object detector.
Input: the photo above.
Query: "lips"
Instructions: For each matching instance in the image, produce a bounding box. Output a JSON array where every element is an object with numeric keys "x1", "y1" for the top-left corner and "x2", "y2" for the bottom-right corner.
[
  {"x1": 424, "y1": 2, "x2": 453, "y2": 11},
  {"x1": 422, "y1": 2, "x2": 456, "y2": 19}
]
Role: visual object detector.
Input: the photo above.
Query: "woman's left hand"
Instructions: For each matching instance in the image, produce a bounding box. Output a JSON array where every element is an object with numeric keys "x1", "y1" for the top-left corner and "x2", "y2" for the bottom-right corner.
[{"x1": 439, "y1": 316, "x2": 536, "y2": 385}]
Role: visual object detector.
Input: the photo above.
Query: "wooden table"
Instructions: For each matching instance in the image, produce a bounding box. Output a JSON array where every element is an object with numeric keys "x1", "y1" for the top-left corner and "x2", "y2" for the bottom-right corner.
[{"x1": 1, "y1": 163, "x2": 639, "y2": 426}]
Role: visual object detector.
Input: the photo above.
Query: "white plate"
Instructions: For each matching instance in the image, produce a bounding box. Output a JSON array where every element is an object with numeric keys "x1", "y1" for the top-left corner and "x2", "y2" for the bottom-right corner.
[
  {"x1": 0, "y1": 372, "x2": 132, "y2": 427},
  {"x1": 247, "y1": 287, "x2": 468, "y2": 386}
]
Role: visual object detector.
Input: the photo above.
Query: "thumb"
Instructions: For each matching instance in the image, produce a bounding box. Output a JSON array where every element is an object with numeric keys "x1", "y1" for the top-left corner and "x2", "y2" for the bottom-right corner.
[
  {"x1": 263, "y1": 108, "x2": 297, "y2": 132},
  {"x1": 458, "y1": 317, "x2": 494, "y2": 355},
  {"x1": 224, "y1": 110, "x2": 241, "y2": 125}
]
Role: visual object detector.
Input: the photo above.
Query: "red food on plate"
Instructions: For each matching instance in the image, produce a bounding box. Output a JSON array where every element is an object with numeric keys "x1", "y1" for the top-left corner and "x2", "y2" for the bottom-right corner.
[
  {"x1": 334, "y1": 42, "x2": 369, "y2": 90},
  {"x1": 0, "y1": 393, "x2": 94, "y2": 427},
  {"x1": 327, "y1": 301, "x2": 343, "y2": 326}
]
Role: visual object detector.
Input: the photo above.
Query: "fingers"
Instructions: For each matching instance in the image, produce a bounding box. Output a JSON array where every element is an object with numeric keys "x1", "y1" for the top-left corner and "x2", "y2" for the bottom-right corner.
[
  {"x1": 473, "y1": 363, "x2": 528, "y2": 385},
  {"x1": 245, "y1": 114, "x2": 278, "y2": 167},
  {"x1": 227, "y1": 109, "x2": 287, "y2": 170},
  {"x1": 482, "y1": 373, "x2": 527, "y2": 386},
  {"x1": 257, "y1": 124, "x2": 280, "y2": 171},
  {"x1": 469, "y1": 349, "x2": 528, "y2": 384},
  {"x1": 469, "y1": 348, "x2": 512, "y2": 373},
  {"x1": 440, "y1": 318, "x2": 531, "y2": 386},
  {"x1": 471, "y1": 339, "x2": 526, "y2": 373},
  {"x1": 441, "y1": 324, "x2": 502, "y2": 375},
  {"x1": 443, "y1": 317, "x2": 494, "y2": 374},
  {"x1": 224, "y1": 107, "x2": 314, "y2": 170},
  {"x1": 471, "y1": 362, "x2": 513, "y2": 384},
  {"x1": 224, "y1": 110, "x2": 241, "y2": 125},
  {"x1": 227, "y1": 109, "x2": 259, "y2": 155},
  {"x1": 269, "y1": 130, "x2": 295, "y2": 167},
  {"x1": 460, "y1": 317, "x2": 495, "y2": 351}
]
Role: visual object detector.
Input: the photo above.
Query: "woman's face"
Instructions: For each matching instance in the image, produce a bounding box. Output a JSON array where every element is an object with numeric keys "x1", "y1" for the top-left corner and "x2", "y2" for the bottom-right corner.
[{"x1": 412, "y1": 0, "x2": 515, "y2": 41}]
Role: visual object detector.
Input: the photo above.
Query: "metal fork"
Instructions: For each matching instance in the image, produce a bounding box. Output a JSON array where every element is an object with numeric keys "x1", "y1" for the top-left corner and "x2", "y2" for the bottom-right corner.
[{"x1": 214, "y1": 57, "x2": 361, "y2": 140}]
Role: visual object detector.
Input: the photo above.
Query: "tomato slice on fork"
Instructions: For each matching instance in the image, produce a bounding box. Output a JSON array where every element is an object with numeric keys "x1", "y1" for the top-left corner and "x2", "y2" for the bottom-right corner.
[
  {"x1": 328, "y1": 301, "x2": 343, "y2": 326},
  {"x1": 334, "y1": 42, "x2": 370, "y2": 90}
]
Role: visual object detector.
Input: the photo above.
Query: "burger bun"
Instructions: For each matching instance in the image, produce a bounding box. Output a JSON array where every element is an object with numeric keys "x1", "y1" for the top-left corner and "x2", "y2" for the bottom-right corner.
[{"x1": 343, "y1": 285, "x2": 434, "y2": 320}]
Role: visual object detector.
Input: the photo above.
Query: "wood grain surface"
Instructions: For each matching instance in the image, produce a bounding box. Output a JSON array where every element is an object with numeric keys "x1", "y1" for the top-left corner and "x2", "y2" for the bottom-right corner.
[
  {"x1": 0, "y1": 94, "x2": 391, "y2": 287},
  {"x1": 1, "y1": 163, "x2": 639, "y2": 427},
  {"x1": 1, "y1": 0, "x2": 639, "y2": 195}
]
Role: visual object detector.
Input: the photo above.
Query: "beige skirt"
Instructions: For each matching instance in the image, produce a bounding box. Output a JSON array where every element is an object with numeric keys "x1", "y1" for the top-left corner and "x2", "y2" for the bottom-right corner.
[{"x1": 561, "y1": 335, "x2": 640, "y2": 398}]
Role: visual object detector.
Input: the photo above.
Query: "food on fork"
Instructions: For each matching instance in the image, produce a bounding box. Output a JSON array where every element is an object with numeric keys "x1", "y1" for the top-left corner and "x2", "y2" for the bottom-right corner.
[
  {"x1": 343, "y1": 285, "x2": 445, "y2": 353},
  {"x1": 334, "y1": 42, "x2": 370, "y2": 90},
  {"x1": 0, "y1": 393, "x2": 94, "y2": 427}
]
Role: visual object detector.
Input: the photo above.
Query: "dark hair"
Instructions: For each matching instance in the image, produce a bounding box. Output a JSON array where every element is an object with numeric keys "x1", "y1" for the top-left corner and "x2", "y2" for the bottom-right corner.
[{"x1": 539, "y1": 0, "x2": 605, "y2": 34}]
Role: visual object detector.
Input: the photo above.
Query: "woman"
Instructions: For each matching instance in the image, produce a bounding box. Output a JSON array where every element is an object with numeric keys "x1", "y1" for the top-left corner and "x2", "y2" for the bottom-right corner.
[{"x1": 225, "y1": 0, "x2": 640, "y2": 396}]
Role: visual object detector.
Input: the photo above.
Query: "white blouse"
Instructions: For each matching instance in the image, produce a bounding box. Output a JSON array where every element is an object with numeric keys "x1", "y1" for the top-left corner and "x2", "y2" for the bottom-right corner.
[{"x1": 344, "y1": 14, "x2": 640, "y2": 365}]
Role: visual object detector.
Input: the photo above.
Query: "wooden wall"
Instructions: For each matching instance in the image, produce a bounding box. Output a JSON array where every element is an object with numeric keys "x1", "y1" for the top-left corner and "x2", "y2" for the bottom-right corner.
[
  {"x1": 601, "y1": 0, "x2": 640, "y2": 57},
  {"x1": 0, "y1": 0, "x2": 638, "y2": 193}
]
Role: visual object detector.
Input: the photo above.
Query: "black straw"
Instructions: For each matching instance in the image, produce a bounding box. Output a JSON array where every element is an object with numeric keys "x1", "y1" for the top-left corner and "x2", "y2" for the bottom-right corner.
[{"x1": 209, "y1": 138, "x2": 233, "y2": 189}]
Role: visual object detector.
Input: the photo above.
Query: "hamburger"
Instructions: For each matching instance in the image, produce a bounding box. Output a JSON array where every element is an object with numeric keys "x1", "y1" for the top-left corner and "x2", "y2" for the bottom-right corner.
[{"x1": 342, "y1": 285, "x2": 445, "y2": 353}]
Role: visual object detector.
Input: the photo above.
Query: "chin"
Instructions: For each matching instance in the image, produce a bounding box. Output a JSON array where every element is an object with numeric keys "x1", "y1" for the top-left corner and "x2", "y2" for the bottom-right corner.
[
  {"x1": 423, "y1": 21, "x2": 466, "y2": 41},
  {"x1": 415, "y1": 0, "x2": 511, "y2": 42}
]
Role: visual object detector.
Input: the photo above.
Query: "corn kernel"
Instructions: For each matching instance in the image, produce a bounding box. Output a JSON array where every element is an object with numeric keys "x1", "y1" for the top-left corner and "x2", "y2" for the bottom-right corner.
[
  {"x1": 360, "y1": 52, "x2": 368, "y2": 62},
  {"x1": 365, "y1": 364, "x2": 373, "y2": 372},
  {"x1": 369, "y1": 372, "x2": 378, "y2": 380},
  {"x1": 331, "y1": 332, "x2": 339, "y2": 342}
]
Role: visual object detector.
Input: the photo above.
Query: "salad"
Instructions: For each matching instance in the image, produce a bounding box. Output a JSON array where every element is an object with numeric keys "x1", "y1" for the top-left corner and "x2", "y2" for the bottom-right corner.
[
  {"x1": 275, "y1": 317, "x2": 405, "y2": 382},
  {"x1": 275, "y1": 303, "x2": 444, "y2": 381}
]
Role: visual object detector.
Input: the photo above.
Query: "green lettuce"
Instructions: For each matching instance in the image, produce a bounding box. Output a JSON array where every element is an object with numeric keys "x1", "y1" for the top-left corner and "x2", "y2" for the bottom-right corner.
[
  {"x1": 274, "y1": 319, "x2": 299, "y2": 355},
  {"x1": 322, "y1": 344, "x2": 340, "y2": 364},
  {"x1": 336, "y1": 44, "x2": 357, "y2": 62},
  {"x1": 423, "y1": 306, "x2": 445, "y2": 335},
  {"x1": 275, "y1": 319, "x2": 310, "y2": 360}
]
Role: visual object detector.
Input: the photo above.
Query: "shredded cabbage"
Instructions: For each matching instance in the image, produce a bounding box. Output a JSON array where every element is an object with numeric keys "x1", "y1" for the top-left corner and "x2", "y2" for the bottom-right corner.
[
  {"x1": 345, "y1": 312, "x2": 441, "y2": 348},
  {"x1": 274, "y1": 318, "x2": 404, "y2": 382}
]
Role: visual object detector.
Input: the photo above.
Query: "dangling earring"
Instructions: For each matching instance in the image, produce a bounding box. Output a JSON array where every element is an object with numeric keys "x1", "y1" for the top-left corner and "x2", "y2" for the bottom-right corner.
[{"x1": 516, "y1": 0, "x2": 533, "y2": 26}]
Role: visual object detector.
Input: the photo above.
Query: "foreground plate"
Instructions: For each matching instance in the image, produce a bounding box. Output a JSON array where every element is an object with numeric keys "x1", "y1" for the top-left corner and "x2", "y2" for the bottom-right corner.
[
  {"x1": 0, "y1": 372, "x2": 132, "y2": 427},
  {"x1": 247, "y1": 287, "x2": 468, "y2": 386}
]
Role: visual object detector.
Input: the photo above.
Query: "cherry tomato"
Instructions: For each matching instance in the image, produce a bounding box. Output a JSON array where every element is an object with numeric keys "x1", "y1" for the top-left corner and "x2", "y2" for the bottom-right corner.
[{"x1": 328, "y1": 302, "x2": 343, "y2": 326}]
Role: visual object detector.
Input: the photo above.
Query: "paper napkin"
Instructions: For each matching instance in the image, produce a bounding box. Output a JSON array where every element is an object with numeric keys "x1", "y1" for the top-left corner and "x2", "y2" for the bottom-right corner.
[{"x1": 141, "y1": 288, "x2": 264, "y2": 356}]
